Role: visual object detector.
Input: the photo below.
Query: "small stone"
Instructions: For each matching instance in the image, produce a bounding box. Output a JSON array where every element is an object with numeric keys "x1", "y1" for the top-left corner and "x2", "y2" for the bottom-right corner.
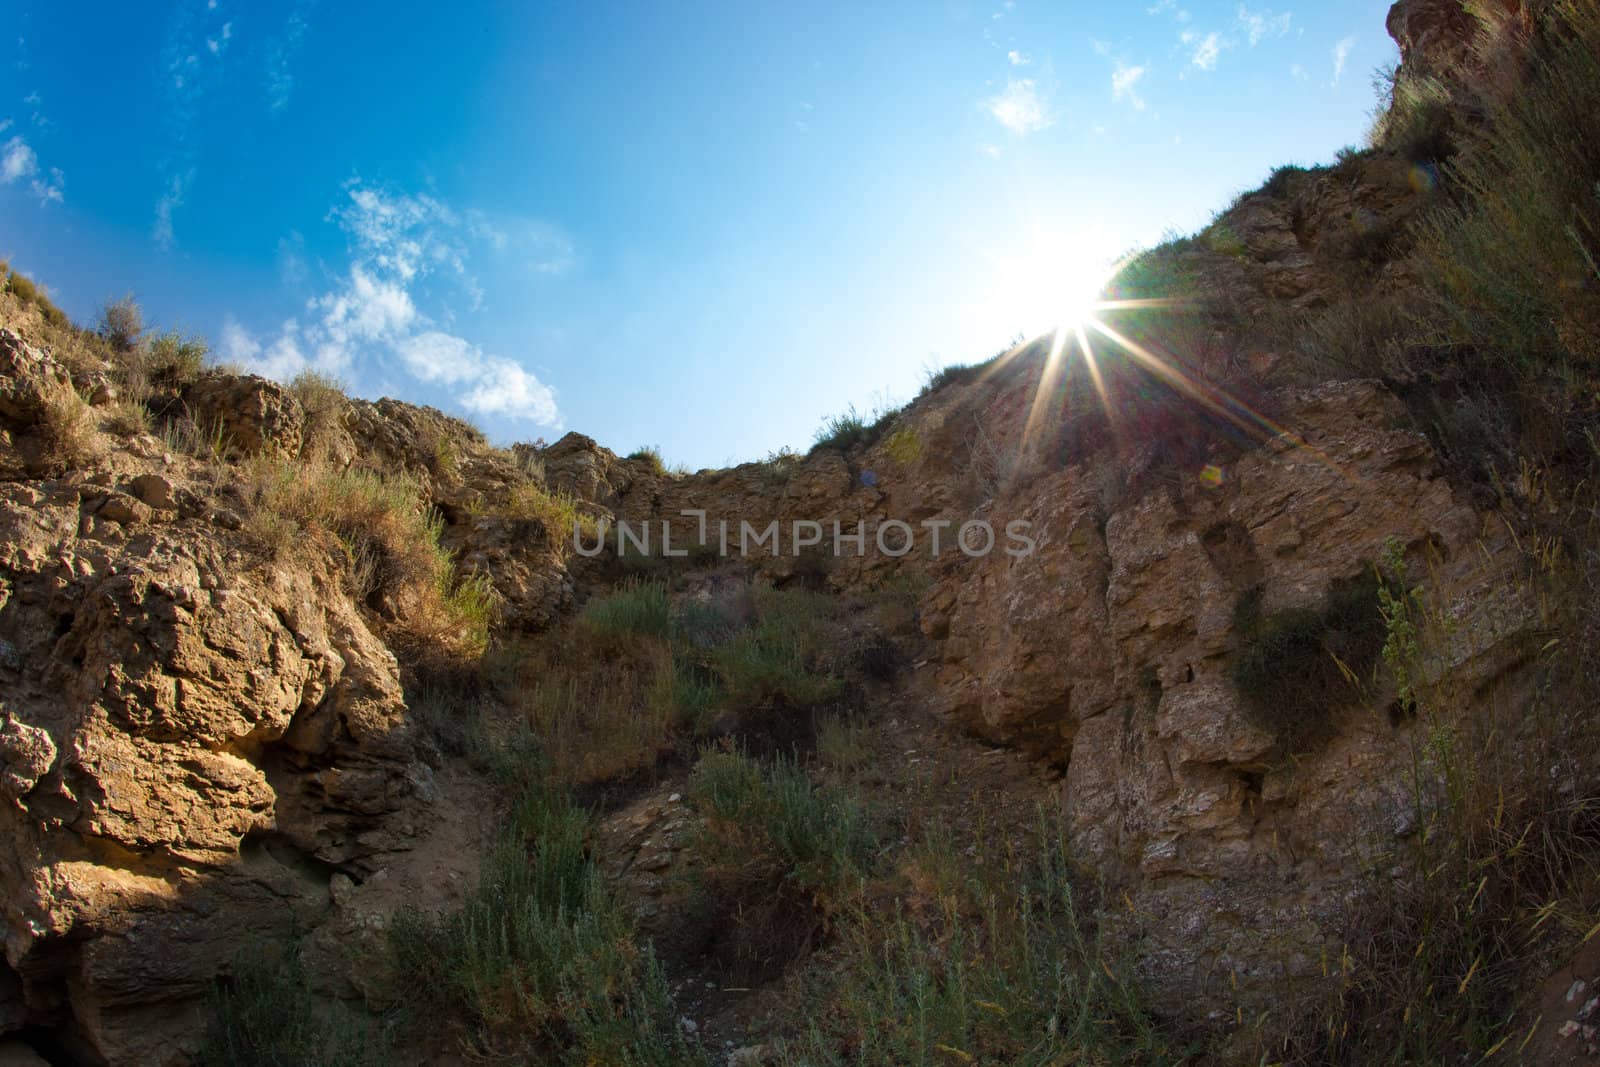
[
  {"x1": 130, "y1": 473, "x2": 178, "y2": 511},
  {"x1": 668, "y1": 792, "x2": 682, "y2": 803},
  {"x1": 1581, "y1": 996, "x2": 1600, "y2": 1021},
  {"x1": 1567, "y1": 979, "x2": 1587, "y2": 1004},
  {"x1": 1560, "y1": 1020, "x2": 1582, "y2": 1039},
  {"x1": 0, "y1": 714, "x2": 57, "y2": 801},
  {"x1": 678, "y1": 1016, "x2": 697, "y2": 1035},
  {"x1": 96, "y1": 494, "x2": 151, "y2": 526}
]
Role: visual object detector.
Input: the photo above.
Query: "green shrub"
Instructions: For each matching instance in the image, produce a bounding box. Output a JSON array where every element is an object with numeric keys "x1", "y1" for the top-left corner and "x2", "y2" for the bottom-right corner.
[
  {"x1": 1290, "y1": 291, "x2": 1413, "y2": 380},
  {"x1": 690, "y1": 749, "x2": 875, "y2": 898},
  {"x1": 98, "y1": 295, "x2": 144, "y2": 352},
  {"x1": 756, "y1": 446, "x2": 802, "y2": 488},
  {"x1": 581, "y1": 580, "x2": 671, "y2": 641},
  {"x1": 919, "y1": 360, "x2": 983, "y2": 396},
  {"x1": 390, "y1": 785, "x2": 705, "y2": 1062},
  {"x1": 196, "y1": 949, "x2": 386, "y2": 1067},
  {"x1": 1229, "y1": 571, "x2": 1385, "y2": 752},
  {"x1": 1370, "y1": 63, "x2": 1457, "y2": 163},
  {"x1": 710, "y1": 587, "x2": 840, "y2": 710},
  {"x1": 1262, "y1": 163, "x2": 1313, "y2": 200},
  {"x1": 144, "y1": 330, "x2": 209, "y2": 386},
  {"x1": 244, "y1": 457, "x2": 491, "y2": 655},
  {"x1": 1106, "y1": 237, "x2": 1199, "y2": 301},
  {"x1": 1262, "y1": 542, "x2": 1600, "y2": 1063},
  {"x1": 2, "y1": 266, "x2": 69, "y2": 327},
  {"x1": 811, "y1": 403, "x2": 899, "y2": 453},
  {"x1": 289, "y1": 370, "x2": 348, "y2": 457},
  {"x1": 627, "y1": 445, "x2": 667, "y2": 474},
  {"x1": 1414, "y1": 1, "x2": 1600, "y2": 377},
  {"x1": 774, "y1": 818, "x2": 1186, "y2": 1065}
]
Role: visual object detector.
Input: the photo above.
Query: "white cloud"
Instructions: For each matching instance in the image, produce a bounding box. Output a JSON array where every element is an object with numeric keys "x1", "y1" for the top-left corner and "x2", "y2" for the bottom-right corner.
[
  {"x1": 1, "y1": 135, "x2": 36, "y2": 183},
  {"x1": 986, "y1": 78, "x2": 1052, "y2": 134},
  {"x1": 395, "y1": 330, "x2": 482, "y2": 384},
  {"x1": 979, "y1": 143, "x2": 1001, "y2": 158},
  {"x1": 1187, "y1": 30, "x2": 1227, "y2": 70},
  {"x1": 266, "y1": 4, "x2": 313, "y2": 113},
  {"x1": 1332, "y1": 35, "x2": 1357, "y2": 85},
  {"x1": 1007, "y1": 49, "x2": 1030, "y2": 66},
  {"x1": 226, "y1": 181, "x2": 564, "y2": 427},
  {"x1": 223, "y1": 317, "x2": 311, "y2": 380},
  {"x1": 316, "y1": 267, "x2": 417, "y2": 346},
  {"x1": 1237, "y1": 6, "x2": 1291, "y2": 47},
  {"x1": 153, "y1": 170, "x2": 192, "y2": 250},
  {"x1": 31, "y1": 167, "x2": 62, "y2": 204},
  {"x1": 154, "y1": 1, "x2": 234, "y2": 247},
  {"x1": 460, "y1": 358, "x2": 560, "y2": 423},
  {"x1": 221, "y1": 317, "x2": 261, "y2": 364},
  {"x1": 1111, "y1": 62, "x2": 1147, "y2": 109},
  {"x1": 1291, "y1": 63, "x2": 1308, "y2": 81},
  {"x1": 277, "y1": 231, "x2": 307, "y2": 286}
]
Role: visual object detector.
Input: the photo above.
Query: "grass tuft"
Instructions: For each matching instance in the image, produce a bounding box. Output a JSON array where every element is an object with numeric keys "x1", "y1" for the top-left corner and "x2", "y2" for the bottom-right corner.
[{"x1": 243, "y1": 456, "x2": 490, "y2": 656}]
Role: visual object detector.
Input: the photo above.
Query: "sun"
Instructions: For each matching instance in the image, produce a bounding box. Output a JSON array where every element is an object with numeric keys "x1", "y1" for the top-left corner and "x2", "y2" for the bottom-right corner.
[{"x1": 1049, "y1": 255, "x2": 1122, "y2": 335}]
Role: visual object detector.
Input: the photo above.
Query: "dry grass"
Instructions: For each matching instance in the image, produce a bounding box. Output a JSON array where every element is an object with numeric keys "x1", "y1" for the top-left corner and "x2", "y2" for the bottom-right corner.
[
  {"x1": 498, "y1": 481, "x2": 597, "y2": 554},
  {"x1": 242, "y1": 455, "x2": 492, "y2": 657},
  {"x1": 102, "y1": 400, "x2": 153, "y2": 438},
  {"x1": 517, "y1": 633, "x2": 678, "y2": 786},
  {"x1": 97, "y1": 295, "x2": 144, "y2": 353},
  {"x1": 288, "y1": 370, "x2": 348, "y2": 459},
  {"x1": 1250, "y1": 538, "x2": 1600, "y2": 1062},
  {"x1": 39, "y1": 377, "x2": 103, "y2": 469}
]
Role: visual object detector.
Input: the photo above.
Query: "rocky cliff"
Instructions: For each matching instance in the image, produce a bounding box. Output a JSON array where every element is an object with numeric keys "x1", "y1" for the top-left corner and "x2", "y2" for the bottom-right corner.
[{"x1": 1, "y1": 0, "x2": 1596, "y2": 1062}]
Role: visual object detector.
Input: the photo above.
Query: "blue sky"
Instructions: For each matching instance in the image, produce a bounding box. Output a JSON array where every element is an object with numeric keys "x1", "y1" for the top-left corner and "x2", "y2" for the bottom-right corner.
[{"x1": 0, "y1": 1, "x2": 1395, "y2": 468}]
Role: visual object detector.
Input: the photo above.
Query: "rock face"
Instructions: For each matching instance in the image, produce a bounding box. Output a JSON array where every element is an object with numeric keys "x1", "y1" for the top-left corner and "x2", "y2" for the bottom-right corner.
[
  {"x1": 1386, "y1": 0, "x2": 1487, "y2": 75},
  {"x1": 922, "y1": 378, "x2": 1539, "y2": 1007},
  {"x1": 0, "y1": 1, "x2": 1571, "y2": 1053},
  {"x1": 0, "y1": 472, "x2": 453, "y2": 1062},
  {"x1": 0, "y1": 331, "x2": 73, "y2": 430},
  {"x1": 183, "y1": 374, "x2": 304, "y2": 457}
]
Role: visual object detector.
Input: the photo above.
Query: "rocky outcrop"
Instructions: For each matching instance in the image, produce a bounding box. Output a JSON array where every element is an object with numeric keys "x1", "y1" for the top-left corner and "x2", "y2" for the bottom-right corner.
[
  {"x1": 923, "y1": 377, "x2": 1540, "y2": 1010},
  {"x1": 183, "y1": 374, "x2": 304, "y2": 457},
  {"x1": 0, "y1": 331, "x2": 73, "y2": 430},
  {"x1": 0, "y1": 465, "x2": 456, "y2": 1062}
]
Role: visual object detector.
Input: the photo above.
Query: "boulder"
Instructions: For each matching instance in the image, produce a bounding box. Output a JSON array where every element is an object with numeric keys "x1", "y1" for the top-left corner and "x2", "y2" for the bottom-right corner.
[{"x1": 183, "y1": 373, "x2": 304, "y2": 457}]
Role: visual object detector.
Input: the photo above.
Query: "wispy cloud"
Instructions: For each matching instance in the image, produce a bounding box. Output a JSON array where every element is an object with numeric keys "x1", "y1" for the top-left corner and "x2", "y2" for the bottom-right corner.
[
  {"x1": 1184, "y1": 30, "x2": 1226, "y2": 70},
  {"x1": 1007, "y1": 49, "x2": 1031, "y2": 66},
  {"x1": 1, "y1": 135, "x2": 34, "y2": 183},
  {"x1": 1, "y1": 131, "x2": 63, "y2": 205},
  {"x1": 226, "y1": 181, "x2": 565, "y2": 427},
  {"x1": 153, "y1": 170, "x2": 192, "y2": 249},
  {"x1": 153, "y1": 0, "x2": 235, "y2": 248},
  {"x1": 1332, "y1": 35, "x2": 1357, "y2": 86},
  {"x1": 1236, "y1": 5, "x2": 1291, "y2": 47},
  {"x1": 1111, "y1": 62, "x2": 1148, "y2": 109},
  {"x1": 986, "y1": 78, "x2": 1052, "y2": 135},
  {"x1": 265, "y1": 1, "x2": 315, "y2": 113},
  {"x1": 277, "y1": 231, "x2": 308, "y2": 286}
]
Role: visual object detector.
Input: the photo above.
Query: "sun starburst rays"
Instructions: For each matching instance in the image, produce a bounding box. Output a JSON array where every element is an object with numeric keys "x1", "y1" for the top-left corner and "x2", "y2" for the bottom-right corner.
[{"x1": 986, "y1": 261, "x2": 1355, "y2": 493}]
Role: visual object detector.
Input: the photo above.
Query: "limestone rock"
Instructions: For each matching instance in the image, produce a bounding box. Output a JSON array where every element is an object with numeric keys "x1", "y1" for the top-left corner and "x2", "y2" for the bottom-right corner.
[
  {"x1": 0, "y1": 715, "x2": 55, "y2": 803},
  {"x1": 0, "y1": 330, "x2": 73, "y2": 430},
  {"x1": 129, "y1": 473, "x2": 177, "y2": 511},
  {"x1": 183, "y1": 373, "x2": 304, "y2": 457}
]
